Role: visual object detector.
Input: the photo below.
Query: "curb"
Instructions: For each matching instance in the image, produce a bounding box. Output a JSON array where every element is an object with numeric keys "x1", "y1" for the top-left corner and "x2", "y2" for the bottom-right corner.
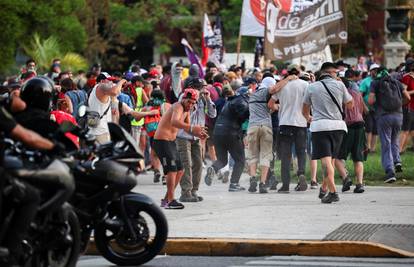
[{"x1": 86, "y1": 238, "x2": 414, "y2": 258}]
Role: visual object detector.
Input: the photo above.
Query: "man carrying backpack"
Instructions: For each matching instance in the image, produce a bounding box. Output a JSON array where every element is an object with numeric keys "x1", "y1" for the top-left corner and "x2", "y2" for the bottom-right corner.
[{"x1": 369, "y1": 67, "x2": 411, "y2": 183}]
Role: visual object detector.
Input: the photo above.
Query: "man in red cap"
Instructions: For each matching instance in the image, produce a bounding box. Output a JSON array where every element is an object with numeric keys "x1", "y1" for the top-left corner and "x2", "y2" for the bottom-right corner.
[{"x1": 153, "y1": 88, "x2": 208, "y2": 209}]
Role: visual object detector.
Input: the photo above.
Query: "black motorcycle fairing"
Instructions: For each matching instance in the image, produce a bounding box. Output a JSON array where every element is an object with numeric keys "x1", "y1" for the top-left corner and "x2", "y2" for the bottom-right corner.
[
  {"x1": 10, "y1": 159, "x2": 75, "y2": 214},
  {"x1": 108, "y1": 122, "x2": 142, "y2": 157},
  {"x1": 90, "y1": 160, "x2": 137, "y2": 189}
]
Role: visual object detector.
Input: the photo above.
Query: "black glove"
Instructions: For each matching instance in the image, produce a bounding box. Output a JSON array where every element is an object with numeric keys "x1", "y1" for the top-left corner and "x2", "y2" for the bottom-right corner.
[{"x1": 49, "y1": 141, "x2": 66, "y2": 156}]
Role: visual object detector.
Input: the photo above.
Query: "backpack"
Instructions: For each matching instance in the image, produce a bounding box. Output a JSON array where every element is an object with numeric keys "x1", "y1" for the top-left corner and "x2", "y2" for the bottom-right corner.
[
  {"x1": 377, "y1": 76, "x2": 402, "y2": 112},
  {"x1": 230, "y1": 94, "x2": 250, "y2": 123},
  {"x1": 66, "y1": 90, "x2": 88, "y2": 121},
  {"x1": 144, "y1": 105, "x2": 161, "y2": 137}
]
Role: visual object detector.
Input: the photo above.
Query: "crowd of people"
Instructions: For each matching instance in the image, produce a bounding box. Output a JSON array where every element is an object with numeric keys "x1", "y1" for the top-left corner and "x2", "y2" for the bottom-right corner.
[{"x1": 1, "y1": 52, "x2": 414, "y2": 210}]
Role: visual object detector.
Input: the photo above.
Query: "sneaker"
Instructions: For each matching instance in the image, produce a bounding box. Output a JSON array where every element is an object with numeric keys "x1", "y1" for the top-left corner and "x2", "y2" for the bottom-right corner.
[
  {"x1": 153, "y1": 171, "x2": 161, "y2": 183},
  {"x1": 204, "y1": 166, "x2": 215, "y2": 186},
  {"x1": 321, "y1": 192, "x2": 339, "y2": 203},
  {"x1": 294, "y1": 174, "x2": 308, "y2": 191},
  {"x1": 342, "y1": 177, "x2": 352, "y2": 192},
  {"x1": 269, "y1": 179, "x2": 278, "y2": 190},
  {"x1": 160, "y1": 199, "x2": 168, "y2": 208},
  {"x1": 310, "y1": 181, "x2": 318, "y2": 189},
  {"x1": 179, "y1": 193, "x2": 198, "y2": 202},
  {"x1": 266, "y1": 175, "x2": 278, "y2": 190},
  {"x1": 192, "y1": 192, "x2": 203, "y2": 202},
  {"x1": 384, "y1": 173, "x2": 397, "y2": 184},
  {"x1": 222, "y1": 170, "x2": 230, "y2": 183},
  {"x1": 162, "y1": 176, "x2": 167, "y2": 185},
  {"x1": 164, "y1": 199, "x2": 185, "y2": 209},
  {"x1": 259, "y1": 183, "x2": 268, "y2": 193},
  {"x1": 248, "y1": 176, "x2": 258, "y2": 192},
  {"x1": 229, "y1": 183, "x2": 245, "y2": 192},
  {"x1": 277, "y1": 186, "x2": 290, "y2": 194},
  {"x1": 318, "y1": 187, "x2": 327, "y2": 199},
  {"x1": 354, "y1": 183, "x2": 365, "y2": 193},
  {"x1": 217, "y1": 170, "x2": 223, "y2": 180},
  {"x1": 395, "y1": 163, "x2": 403, "y2": 173}
]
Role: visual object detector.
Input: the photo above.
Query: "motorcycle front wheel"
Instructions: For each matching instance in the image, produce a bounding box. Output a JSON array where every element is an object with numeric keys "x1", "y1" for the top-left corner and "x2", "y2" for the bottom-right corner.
[{"x1": 94, "y1": 203, "x2": 168, "y2": 266}]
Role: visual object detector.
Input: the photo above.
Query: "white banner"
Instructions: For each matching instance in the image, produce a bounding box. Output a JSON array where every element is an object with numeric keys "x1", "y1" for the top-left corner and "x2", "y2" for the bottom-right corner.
[
  {"x1": 291, "y1": 45, "x2": 333, "y2": 72},
  {"x1": 240, "y1": 0, "x2": 318, "y2": 37}
]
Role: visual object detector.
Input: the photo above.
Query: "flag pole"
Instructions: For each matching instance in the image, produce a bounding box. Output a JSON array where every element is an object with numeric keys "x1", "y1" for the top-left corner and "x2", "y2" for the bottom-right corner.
[
  {"x1": 236, "y1": 33, "x2": 242, "y2": 66},
  {"x1": 338, "y1": 44, "x2": 342, "y2": 60}
]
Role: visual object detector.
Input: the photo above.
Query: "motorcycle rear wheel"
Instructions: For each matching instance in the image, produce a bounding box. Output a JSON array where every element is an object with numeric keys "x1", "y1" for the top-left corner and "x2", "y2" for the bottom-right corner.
[
  {"x1": 32, "y1": 210, "x2": 81, "y2": 267},
  {"x1": 94, "y1": 203, "x2": 168, "y2": 266}
]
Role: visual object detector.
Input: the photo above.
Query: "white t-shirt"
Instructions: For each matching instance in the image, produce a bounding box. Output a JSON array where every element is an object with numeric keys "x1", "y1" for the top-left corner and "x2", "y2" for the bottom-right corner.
[
  {"x1": 273, "y1": 79, "x2": 308, "y2": 127},
  {"x1": 88, "y1": 87, "x2": 112, "y2": 136}
]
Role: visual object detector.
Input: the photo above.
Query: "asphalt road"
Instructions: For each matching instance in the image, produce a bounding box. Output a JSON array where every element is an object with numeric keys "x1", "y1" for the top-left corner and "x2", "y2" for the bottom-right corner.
[{"x1": 78, "y1": 255, "x2": 414, "y2": 267}]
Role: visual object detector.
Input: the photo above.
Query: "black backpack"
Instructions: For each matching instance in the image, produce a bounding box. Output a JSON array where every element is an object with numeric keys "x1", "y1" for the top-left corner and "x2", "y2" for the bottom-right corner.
[{"x1": 377, "y1": 76, "x2": 402, "y2": 112}]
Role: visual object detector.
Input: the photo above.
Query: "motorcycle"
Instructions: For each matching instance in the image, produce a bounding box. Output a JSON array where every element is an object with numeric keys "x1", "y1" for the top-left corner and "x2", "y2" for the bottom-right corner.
[
  {"x1": 68, "y1": 112, "x2": 168, "y2": 266},
  {"x1": 0, "y1": 133, "x2": 81, "y2": 267}
]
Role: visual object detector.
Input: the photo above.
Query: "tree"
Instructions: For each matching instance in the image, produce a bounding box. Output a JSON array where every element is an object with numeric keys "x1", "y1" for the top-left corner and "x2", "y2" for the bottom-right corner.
[
  {"x1": 0, "y1": 0, "x2": 87, "y2": 74},
  {"x1": 23, "y1": 34, "x2": 88, "y2": 73}
]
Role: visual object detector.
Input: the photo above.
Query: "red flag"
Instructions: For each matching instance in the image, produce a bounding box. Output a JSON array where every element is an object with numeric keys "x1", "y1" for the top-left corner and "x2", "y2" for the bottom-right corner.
[{"x1": 201, "y1": 13, "x2": 214, "y2": 66}]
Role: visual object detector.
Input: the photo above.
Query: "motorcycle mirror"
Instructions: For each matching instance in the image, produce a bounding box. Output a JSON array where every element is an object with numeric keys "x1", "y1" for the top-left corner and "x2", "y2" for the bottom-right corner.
[{"x1": 78, "y1": 105, "x2": 87, "y2": 118}]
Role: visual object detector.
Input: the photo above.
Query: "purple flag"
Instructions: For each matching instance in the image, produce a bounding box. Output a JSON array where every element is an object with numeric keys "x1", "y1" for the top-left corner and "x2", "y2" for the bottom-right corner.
[{"x1": 181, "y1": 38, "x2": 204, "y2": 78}]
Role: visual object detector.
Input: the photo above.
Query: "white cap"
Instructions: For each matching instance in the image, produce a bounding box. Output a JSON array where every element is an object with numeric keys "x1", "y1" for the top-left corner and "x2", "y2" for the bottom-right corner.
[
  {"x1": 369, "y1": 64, "x2": 380, "y2": 71},
  {"x1": 260, "y1": 77, "x2": 276, "y2": 89}
]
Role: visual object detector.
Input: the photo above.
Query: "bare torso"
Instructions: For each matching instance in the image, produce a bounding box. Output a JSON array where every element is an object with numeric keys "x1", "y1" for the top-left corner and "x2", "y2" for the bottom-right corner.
[{"x1": 154, "y1": 102, "x2": 188, "y2": 141}]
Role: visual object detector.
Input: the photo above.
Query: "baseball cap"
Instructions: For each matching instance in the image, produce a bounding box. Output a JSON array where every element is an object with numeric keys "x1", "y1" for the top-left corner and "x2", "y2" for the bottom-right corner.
[
  {"x1": 96, "y1": 72, "x2": 117, "y2": 82},
  {"x1": 321, "y1": 62, "x2": 338, "y2": 71},
  {"x1": 287, "y1": 64, "x2": 300, "y2": 72},
  {"x1": 369, "y1": 64, "x2": 380, "y2": 71},
  {"x1": 182, "y1": 88, "x2": 199, "y2": 101},
  {"x1": 405, "y1": 58, "x2": 414, "y2": 67}
]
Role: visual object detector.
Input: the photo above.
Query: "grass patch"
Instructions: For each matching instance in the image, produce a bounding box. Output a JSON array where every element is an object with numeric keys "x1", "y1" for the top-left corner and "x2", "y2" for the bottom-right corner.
[{"x1": 273, "y1": 150, "x2": 414, "y2": 187}]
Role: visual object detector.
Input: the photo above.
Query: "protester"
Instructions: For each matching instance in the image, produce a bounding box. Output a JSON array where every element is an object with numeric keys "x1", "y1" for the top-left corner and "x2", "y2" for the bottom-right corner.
[
  {"x1": 129, "y1": 75, "x2": 149, "y2": 153},
  {"x1": 177, "y1": 79, "x2": 216, "y2": 202},
  {"x1": 246, "y1": 76, "x2": 285, "y2": 194},
  {"x1": 142, "y1": 90, "x2": 171, "y2": 184},
  {"x1": 400, "y1": 59, "x2": 414, "y2": 153},
  {"x1": 359, "y1": 64, "x2": 380, "y2": 153},
  {"x1": 87, "y1": 73, "x2": 156, "y2": 144},
  {"x1": 336, "y1": 76, "x2": 368, "y2": 193},
  {"x1": 160, "y1": 62, "x2": 184, "y2": 103},
  {"x1": 204, "y1": 88, "x2": 250, "y2": 192},
  {"x1": 368, "y1": 67, "x2": 410, "y2": 183},
  {"x1": 272, "y1": 64, "x2": 309, "y2": 193},
  {"x1": 152, "y1": 88, "x2": 207, "y2": 209},
  {"x1": 303, "y1": 62, "x2": 353, "y2": 203}
]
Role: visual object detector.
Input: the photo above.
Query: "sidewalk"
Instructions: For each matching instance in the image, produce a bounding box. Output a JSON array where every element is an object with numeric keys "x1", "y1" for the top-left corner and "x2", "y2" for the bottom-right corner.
[{"x1": 90, "y1": 171, "x2": 414, "y2": 257}]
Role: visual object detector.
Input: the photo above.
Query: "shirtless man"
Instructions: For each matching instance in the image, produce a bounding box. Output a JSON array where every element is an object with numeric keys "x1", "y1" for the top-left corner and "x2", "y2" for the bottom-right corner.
[{"x1": 153, "y1": 88, "x2": 207, "y2": 209}]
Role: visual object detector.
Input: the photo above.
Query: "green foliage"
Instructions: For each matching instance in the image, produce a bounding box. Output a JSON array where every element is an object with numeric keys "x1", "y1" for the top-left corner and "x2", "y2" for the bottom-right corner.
[
  {"x1": 60, "y1": 53, "x2": 88, "y2": 72},
  {"x1": 220, "y1": 0, "x2": 256, "y2": 53},
  {"x1": 0, "y1": 0, "x2": 87, "y2": 74},
  {"x1": 23, "y1": 34, "x2": 88, "y2": 73},
  {"x1": 23, "y1": 34, "x2": 61, "y2": 71}
]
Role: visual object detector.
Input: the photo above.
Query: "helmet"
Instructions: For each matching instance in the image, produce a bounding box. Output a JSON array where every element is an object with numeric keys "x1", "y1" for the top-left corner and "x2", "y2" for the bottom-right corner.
[{"x1": 21, "y1": 77, "x2": 55, "y2": 111}]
